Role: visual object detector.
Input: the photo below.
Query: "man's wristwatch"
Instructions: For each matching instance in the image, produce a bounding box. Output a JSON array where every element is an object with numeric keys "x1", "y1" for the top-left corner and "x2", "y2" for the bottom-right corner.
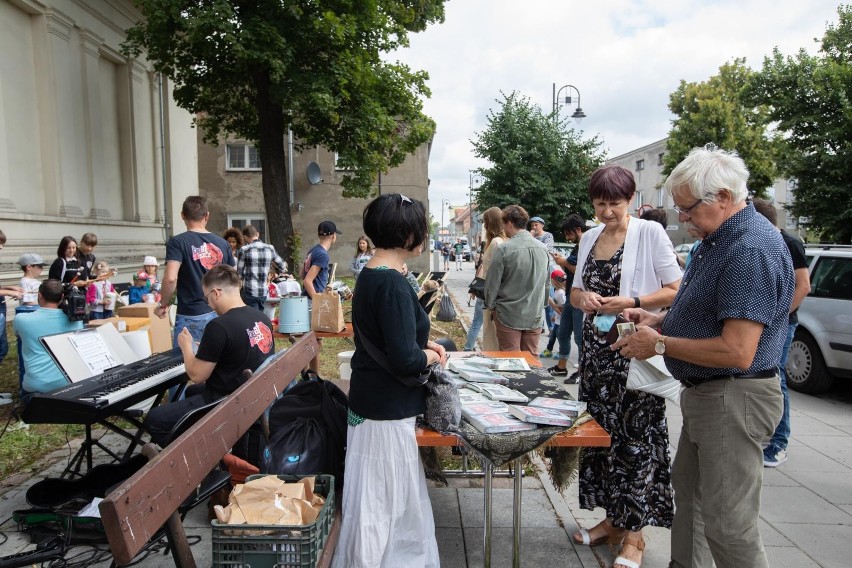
[
  {"x1": 655, "y1": 335, "x2": 667, "y2": 355},
  {"x1": 633, "y1": 296, "x2": 641, "y2": 308}
]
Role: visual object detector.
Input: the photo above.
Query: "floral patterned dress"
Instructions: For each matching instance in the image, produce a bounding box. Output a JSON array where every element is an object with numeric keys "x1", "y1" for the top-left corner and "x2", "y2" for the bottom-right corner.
[{"x1": 577, "y1": 244, "x2": 673, "y2": 531}]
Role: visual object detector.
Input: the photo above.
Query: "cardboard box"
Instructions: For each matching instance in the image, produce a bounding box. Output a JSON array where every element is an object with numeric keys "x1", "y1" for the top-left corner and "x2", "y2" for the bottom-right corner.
[{"x1": 117, "y1": 304, "x2": 172, "y2": 353}]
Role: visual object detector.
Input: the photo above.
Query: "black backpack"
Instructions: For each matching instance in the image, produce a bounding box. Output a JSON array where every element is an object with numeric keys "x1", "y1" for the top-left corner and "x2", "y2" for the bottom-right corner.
[{"x1": 262, "y1": 373, "x2": 348, "y2": 489}]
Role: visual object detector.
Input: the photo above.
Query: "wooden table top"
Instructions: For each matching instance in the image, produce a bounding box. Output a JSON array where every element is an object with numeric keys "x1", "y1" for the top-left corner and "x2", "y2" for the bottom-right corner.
[
  {"x1": 420, "y1": 350, "x2": 611, "y2": 448},
  {"x1": 274, "y1": 321, "x2": 354, "y2": 339}
]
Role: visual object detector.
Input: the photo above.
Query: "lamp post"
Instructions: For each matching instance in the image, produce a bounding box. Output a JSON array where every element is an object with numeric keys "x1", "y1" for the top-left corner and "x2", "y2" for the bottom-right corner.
[
  {"x1": 552, "y1": 83, "x2": 586, "y2": 123},
  {"x1": 440, "y1": 198, "x2": 451, "y2": 241},
  {"x1": 469, "y1": 173, "x2": 485, "y2": 245}
]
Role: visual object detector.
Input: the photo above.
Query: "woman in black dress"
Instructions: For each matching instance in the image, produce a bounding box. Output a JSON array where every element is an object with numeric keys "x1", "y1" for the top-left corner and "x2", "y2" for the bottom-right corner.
[{"x1": 569, "y1": 165, "x2": 682, "y2": 568}]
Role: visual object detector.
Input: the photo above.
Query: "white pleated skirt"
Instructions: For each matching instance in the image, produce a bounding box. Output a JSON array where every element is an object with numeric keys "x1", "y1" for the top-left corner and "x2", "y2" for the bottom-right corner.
[{"x1": 331, "y1": 416, "x2": 440, "y2": 568}]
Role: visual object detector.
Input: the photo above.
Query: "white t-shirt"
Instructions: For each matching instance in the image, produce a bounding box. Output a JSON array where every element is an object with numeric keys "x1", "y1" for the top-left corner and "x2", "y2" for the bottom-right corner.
[{"x1": 20, "y1": 277, "x2": 41, "y2": 305}]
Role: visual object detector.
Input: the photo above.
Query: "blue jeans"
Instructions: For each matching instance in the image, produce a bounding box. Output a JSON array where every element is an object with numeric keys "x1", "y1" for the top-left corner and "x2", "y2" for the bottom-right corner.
[
  {"x1": 0, "y1": 313, "x2": 8, "y2": 366},
  {"x1": 173, "y1": 311, "x2": 218, "y2": 349},
  {"x1": 767, "y1": 323, "x2": 796, "y2": 453},
  {"x1": 546, "y1": 323, "x2": 560, "y2": 351},
  {"x1": 170, "y1": 311, "x2": 217, "y2": 398},
  {"x1": 464, "y1": 298, "x2": 484, "y2": 350},
  {"x1": 241, "y1": 290, "x2": 267, "y2": 311},
  {"x1": 557, "y1": 305, "x2": 583, "y2": 361}
]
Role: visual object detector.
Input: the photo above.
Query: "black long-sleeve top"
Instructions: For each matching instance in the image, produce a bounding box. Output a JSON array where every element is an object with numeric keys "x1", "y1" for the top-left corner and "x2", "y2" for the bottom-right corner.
[{"x1": 349, "y1": 267, "x2": 429, "y2": 420}]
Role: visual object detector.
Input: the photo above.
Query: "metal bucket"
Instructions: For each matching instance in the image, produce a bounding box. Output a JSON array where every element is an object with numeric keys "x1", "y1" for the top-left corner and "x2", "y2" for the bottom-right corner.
[{"x1": 278, "y1": 296, "x2": 311, "y2": 333}]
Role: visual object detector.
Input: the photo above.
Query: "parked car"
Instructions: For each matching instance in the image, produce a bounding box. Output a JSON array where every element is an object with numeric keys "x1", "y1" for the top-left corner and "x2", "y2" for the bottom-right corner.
[
  {"x1": 448, "y1": 243, "x2": 472, "y2": 261},
  {"x1": 674, "y1": 243, "x2": 694, "y2": 263},
  {"x1": 786, "y1": 245, "x2": 852, "y2": 393},
  {"x1": 552, "y1": 242, "x2": 576, "y2": 259}
]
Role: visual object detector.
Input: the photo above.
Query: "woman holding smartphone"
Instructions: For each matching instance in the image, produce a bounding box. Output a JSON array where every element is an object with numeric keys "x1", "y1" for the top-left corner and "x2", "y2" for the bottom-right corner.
[{"x1": 569, "y1": 165, "x2": 681, "y2": 568}]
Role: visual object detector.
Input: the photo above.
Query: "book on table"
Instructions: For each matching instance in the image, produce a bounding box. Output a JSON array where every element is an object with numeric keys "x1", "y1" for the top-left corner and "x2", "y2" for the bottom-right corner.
[
  {"x1": 507, "y1": 404, "x2": 575, "y2": 427},
  {"x1": 465, "y1": 412, "x2": 537, "y2": 434},
  {"x1": 461, "y1": 401, "x2": 509, "y2": 422},
  {"x1": 458, "y1": 369, "x2": 509, "y2": 385},
  {"x1": 527, "y1": 397, "x2": 587, "y2": 417},
  {"x1": 458, "y1": 388, "x2": 489, "y2": 404},
  {"x1": 489, "y1": 357, "x2": 532, "y2": 372},
  {"x1": 476, "y1": 383, "x2": 529, "y2": 403}
]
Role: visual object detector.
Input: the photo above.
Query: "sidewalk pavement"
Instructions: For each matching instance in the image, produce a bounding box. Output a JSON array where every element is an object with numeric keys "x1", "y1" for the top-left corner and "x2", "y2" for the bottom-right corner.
[{"x1": 440, "y1": 259, "x2": 852, "y2": 568}]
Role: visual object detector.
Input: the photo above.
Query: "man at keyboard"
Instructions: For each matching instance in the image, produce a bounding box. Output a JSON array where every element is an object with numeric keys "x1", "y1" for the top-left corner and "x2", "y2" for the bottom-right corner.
[
  {"x1": 144, "y1": 265, "x2": 275, "y2": 446},
  {"x1": 15, "y1": 280, "x2": 84, "y2": 400}
]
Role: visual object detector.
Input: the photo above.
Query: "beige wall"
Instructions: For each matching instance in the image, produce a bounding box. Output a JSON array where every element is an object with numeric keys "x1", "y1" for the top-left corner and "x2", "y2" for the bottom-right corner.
[
  {"x1": 0, "y1": 0, "x2": 198, "y2": 284},
  {"x1": 199, "y1": 133, "x2": 432, "y2": 274}
]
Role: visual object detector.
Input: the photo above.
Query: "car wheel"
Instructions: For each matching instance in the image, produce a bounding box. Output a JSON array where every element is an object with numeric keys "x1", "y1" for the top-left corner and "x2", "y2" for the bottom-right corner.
[{"x1": 786, "y1": 329, "x2": 835, "y2": 394}]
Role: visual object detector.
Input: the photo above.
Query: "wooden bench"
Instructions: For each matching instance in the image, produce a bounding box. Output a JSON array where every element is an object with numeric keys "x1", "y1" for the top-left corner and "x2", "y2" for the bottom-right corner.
[{"x1": 98, "y1": 333, "x2": 339, "y2": 568}]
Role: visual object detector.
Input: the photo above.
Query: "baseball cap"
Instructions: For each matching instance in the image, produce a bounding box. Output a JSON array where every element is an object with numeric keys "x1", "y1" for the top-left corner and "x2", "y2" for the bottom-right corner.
[
  {"x1": 18, "y1": 253, "x2": 44, "y2": 267},
  {"x1": 530, "y1": 216, "x2": 545, "y2": 225},
  {"x1": 318, "y1": 221, "x2": 342, "y2": 236},
  {"x1": 134, "y1": 271, "x2": 149, "y2": 281},
  {"x1": 143, "y1": 256, "x2": 158, "y2": 266},
  {"x1": 550, "y1": 269, "x2": 566, "y2": 282}
]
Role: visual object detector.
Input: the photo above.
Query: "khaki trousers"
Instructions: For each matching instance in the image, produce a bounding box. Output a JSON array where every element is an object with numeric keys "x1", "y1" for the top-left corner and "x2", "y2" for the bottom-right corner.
[
  {"x1": 493, "y1": 316, "x2": 540, "y2": 356},
  {"x1": 670, "y1": 377, "x2": 782, "y2": 568}
]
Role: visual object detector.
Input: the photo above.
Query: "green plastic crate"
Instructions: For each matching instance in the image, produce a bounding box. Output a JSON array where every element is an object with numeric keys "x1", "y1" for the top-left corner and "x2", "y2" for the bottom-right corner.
[{"x1": 211, "y1": 474, "x2": 335, "y2": 568}]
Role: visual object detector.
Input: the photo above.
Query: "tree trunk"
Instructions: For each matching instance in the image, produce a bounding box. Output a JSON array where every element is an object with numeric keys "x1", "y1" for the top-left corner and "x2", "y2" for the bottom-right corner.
[{"x1": 254, "y1": 71, "x2": 295, "y2": 267}]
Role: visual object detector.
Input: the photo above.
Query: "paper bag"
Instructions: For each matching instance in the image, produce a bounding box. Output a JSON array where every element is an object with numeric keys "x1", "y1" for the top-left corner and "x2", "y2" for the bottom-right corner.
[{"x1": 311, "y1": 286, "x2": 345, "y2": 333}]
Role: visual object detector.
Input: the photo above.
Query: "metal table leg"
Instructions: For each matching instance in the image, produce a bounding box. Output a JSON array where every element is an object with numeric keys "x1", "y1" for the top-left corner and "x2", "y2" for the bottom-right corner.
[
  {"x1": 512, "y1": 457, "x2": 522, "y2": 568},
  {"x1": 483, "y1": 461, "x2": 492, "y2": 568}
]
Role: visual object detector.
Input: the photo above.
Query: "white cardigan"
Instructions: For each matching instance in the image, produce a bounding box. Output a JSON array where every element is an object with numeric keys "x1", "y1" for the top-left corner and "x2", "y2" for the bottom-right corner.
[{"x1": 572, "y1": 217, "x2": 682, "y2": 307}]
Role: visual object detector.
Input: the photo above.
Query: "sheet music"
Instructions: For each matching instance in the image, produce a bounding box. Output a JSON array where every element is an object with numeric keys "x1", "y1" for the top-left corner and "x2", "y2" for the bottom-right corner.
[{"x1": 69, "y1": 333, "x2": 120, "y2": 376}]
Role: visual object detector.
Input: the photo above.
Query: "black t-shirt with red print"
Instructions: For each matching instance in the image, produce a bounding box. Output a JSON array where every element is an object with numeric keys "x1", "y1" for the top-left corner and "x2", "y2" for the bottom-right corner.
[
  {"x1": 165, "y1": 231, "x2": 234, "y2": 315},
  {"x1": 195, "y1": 305, "x2": 274, "y2": 400}
]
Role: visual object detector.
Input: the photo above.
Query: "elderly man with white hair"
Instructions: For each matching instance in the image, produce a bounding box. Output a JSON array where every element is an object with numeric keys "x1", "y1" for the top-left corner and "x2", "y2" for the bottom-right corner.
[{"x1": 615, "y1": 145, "x2": 794, "y2": 568}]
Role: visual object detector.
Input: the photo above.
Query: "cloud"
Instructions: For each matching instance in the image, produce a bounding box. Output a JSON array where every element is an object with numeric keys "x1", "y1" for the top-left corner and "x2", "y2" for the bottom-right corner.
[{"x1": 389, "y1": 0, "x2": 840, "y2": 222}]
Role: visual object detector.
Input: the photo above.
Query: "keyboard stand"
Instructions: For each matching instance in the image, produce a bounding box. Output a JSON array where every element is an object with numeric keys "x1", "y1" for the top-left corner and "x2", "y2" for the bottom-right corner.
[{"x1": 62, "y1": 424, "x2": 124, "y2": 479}]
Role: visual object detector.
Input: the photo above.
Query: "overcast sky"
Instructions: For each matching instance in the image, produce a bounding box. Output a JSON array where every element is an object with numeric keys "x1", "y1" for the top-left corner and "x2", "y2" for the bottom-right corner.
[{"x1": 390, "y1": 0, "x2": 842, "y2": 224}]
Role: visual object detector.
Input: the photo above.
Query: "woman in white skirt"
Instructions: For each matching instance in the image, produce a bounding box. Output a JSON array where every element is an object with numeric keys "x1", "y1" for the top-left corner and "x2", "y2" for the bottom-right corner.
[{"x1": 332, "y1": 193, "x2": 447, "y2": 568}]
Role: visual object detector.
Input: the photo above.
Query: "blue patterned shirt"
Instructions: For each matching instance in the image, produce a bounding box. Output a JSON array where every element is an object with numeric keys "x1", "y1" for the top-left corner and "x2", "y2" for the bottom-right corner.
[{"x1": 662, "y1": 204, "x2": 794, "y2": 380}]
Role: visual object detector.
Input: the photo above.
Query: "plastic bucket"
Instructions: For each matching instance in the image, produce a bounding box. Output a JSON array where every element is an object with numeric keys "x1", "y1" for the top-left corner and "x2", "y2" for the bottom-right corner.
[
  {"x1": 338, "y1": 350, "x2": 355, "y2": 380},
  {"x1": 278, "y1": 296, "x2": 311, "y2": 333}
]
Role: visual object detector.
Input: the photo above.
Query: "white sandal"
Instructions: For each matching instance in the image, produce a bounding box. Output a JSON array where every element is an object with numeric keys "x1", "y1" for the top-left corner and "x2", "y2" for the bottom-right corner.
[{"x1": 613, "y1": 534, "x2": 645, "y2": 568}]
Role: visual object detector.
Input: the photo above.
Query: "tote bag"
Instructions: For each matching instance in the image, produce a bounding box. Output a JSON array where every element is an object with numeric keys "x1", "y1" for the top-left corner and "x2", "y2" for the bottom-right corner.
[{"x1": 626, "y1": 356, "x2": 682, "y2": 402}]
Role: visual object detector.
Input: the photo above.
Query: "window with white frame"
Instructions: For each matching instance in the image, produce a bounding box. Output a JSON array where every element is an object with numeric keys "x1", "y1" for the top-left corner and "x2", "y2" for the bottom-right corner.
[
  {"x1": 334, "y1": 152, "x2": 353, "y2": 171},
  {"x1": 636, "y1": 159, "x2": 645, "y2": 171},
  {"x1": 226, "y1": 144, "x2": 261, "y2": 171},
  {"x1": 227, "y1": 215, "x2": 267, "y2": 243}
]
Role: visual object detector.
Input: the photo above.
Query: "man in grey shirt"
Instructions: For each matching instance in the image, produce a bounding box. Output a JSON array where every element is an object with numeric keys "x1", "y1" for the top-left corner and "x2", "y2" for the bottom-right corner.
[{"x1": 484, "y1": 205, "x2": 550, "y2": 354}]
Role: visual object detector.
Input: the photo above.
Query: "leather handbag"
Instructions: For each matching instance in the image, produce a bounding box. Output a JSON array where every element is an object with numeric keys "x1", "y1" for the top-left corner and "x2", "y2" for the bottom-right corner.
[{"x1": 467, "y1": 276, "x2": 486, "y2": 301}]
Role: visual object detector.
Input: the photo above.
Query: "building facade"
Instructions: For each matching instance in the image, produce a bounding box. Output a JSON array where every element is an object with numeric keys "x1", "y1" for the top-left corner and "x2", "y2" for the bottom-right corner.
[
  {"x1": 0, "y1": 0, "x2": 199, "y2": 284},
  {"x1": 607, "y1": 138, "x2": 800, "y2": 245},
  {"x1": 198, "y1": 134, "x2": 432, "y2": 274}
]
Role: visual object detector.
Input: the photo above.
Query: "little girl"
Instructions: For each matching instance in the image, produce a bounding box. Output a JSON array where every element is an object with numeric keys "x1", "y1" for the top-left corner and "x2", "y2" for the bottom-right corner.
[
  {"x1": 142, "y1": 256, "x2": 161, "y2": 302},
  {"x1": 86, "y1": 261, "x2": 116, "y2": 319}
]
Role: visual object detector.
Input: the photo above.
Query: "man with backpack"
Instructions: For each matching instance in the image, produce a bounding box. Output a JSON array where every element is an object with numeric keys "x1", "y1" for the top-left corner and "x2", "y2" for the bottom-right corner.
[{"x1": 144, "y1": 265, "x2": 275, "y2": 446}]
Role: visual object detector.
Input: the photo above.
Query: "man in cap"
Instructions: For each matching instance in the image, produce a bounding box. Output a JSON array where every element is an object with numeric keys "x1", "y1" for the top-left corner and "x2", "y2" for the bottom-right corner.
[
  {"x1": 301, "y1": 221, "x2": 341, "y2": 300},
  {"x1": 301, "y1": 220, "x2": 340, "y2": 372},
  {"x1": 529, "y1": 216, "x2": 555, "y2": 252}
]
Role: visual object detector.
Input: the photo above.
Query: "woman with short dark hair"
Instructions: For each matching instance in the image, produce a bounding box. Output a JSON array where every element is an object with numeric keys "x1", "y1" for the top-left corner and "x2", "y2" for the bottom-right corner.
[
  {"x1": 569, "y1": 164, "x2": 682, "y2": 568},
  {"x1": 333, "y1": 193, "x2": 446, "y2": 568}
]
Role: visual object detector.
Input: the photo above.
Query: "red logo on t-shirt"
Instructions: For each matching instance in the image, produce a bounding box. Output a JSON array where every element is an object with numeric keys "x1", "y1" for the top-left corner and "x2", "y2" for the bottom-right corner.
[
  {"x1": 192, "y1": 243, "x2": 224, "y2": 270},
  {"x1": 247, "y1": 321, "x2": 273, "y2": 353}
]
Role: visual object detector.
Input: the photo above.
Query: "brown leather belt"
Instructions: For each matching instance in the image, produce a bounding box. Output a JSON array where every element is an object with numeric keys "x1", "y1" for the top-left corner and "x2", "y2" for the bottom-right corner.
[{"x1": 680, "y1": 368, "x2": 778, "y2": 389}]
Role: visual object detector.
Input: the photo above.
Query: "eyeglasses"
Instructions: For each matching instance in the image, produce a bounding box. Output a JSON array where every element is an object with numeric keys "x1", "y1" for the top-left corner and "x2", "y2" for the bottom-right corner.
[
  {"x1": 202, "y1": 288, "x2": 221, "y2": 304},
  {"x1": 673, "y1": 198, "x2": 703, "y2": 217}
]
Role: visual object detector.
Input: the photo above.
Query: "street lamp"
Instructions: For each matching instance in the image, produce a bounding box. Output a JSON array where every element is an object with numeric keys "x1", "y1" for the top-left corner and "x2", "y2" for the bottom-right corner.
[
  {"x1": 469, "y1": 173, "x2": 485, "y2": 244},
  {"x1": 552, "y1": 83, "x2": 586, "y2": 123}
]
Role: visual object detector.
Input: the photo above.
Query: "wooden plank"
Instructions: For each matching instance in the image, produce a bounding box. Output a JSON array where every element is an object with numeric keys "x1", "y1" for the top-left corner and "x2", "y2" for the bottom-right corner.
[
  {"x1": 99, "y1": 333, "x2": 320, "y2": 566},
  {"x1": 316, "y1": 509, "x2": 342, "y2": 568}
]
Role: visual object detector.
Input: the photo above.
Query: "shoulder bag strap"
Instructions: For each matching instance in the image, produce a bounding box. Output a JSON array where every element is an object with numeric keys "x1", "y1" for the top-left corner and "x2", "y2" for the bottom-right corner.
[{"x1": 352, "y1": 320, "x2": 427, "y2": 388}]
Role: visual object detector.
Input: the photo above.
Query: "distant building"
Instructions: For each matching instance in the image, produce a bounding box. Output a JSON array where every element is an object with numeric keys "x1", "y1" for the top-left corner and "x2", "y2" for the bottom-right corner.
[
  {"x1": 198, "y1": 134, "x2": 432, "y2": 274},
  {"x1": 0, "y1": 0, "x2": 198, "y2": 283},
  {"x1": 607, "y1": 138, "x2": 800, "y2": 245}
]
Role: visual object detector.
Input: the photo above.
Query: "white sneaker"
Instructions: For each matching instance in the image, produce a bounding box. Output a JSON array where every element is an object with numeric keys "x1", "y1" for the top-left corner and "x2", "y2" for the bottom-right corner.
[{"x1": 763, "y1": 449, "x2": 787, "y2": 468}]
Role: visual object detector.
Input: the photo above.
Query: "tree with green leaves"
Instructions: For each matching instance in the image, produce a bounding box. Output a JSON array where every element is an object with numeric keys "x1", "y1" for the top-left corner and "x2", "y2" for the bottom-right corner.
[
  {"x1": 123, "y1": 0, "x2": 444, "y2": 261},
  {"x1": 664, "y1": 58, "x2": 777, "y2": 197},
  {"x1": 747, "y1": 6, "x2": 852, "y2": 243},
  {"x1": 471, "y1": 92, "x2": 604, "y2": 229}
]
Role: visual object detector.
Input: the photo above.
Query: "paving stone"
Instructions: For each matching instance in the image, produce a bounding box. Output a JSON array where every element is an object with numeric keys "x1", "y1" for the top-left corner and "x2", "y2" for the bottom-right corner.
[
  {"x1": 795, "y1": 435, "x2": 852, "y2": 468},
  {"x1": 458, "y1": 487, "x2": 559, "y2": 528},
  {"x1": 787, "y1": 413, "x2": 848, "y2": 437},
  {"x1": 770, "y1": 443, "x2": 848, "y2": 473},
  {"x1": 429, "y1": 487, "x2": 462, "y2": 528},
  {"x1": 764, "y1": 546, "x2": 823, "y2": 568},
  {"x1": 463, "y1": 527, "x2": 583, "y2": 568},
  {"x1": 759, "y1": 518, "x2": 794, "y2": 547},
  {"x1": 435, "y1": 527, "x2": 467, "y2": 567},
  {"x1": 762, "y1": 466, "x2": 801, "y2": 487},
  {"x1": 779, "y1": 470, "x2": 852, "y2": 505},
  {"x1": 773, "y1": 522, "x2": 851, "y2": 568},
  {"x1": 760, "y1": 486, "x2": 851, "y2": 525}
]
